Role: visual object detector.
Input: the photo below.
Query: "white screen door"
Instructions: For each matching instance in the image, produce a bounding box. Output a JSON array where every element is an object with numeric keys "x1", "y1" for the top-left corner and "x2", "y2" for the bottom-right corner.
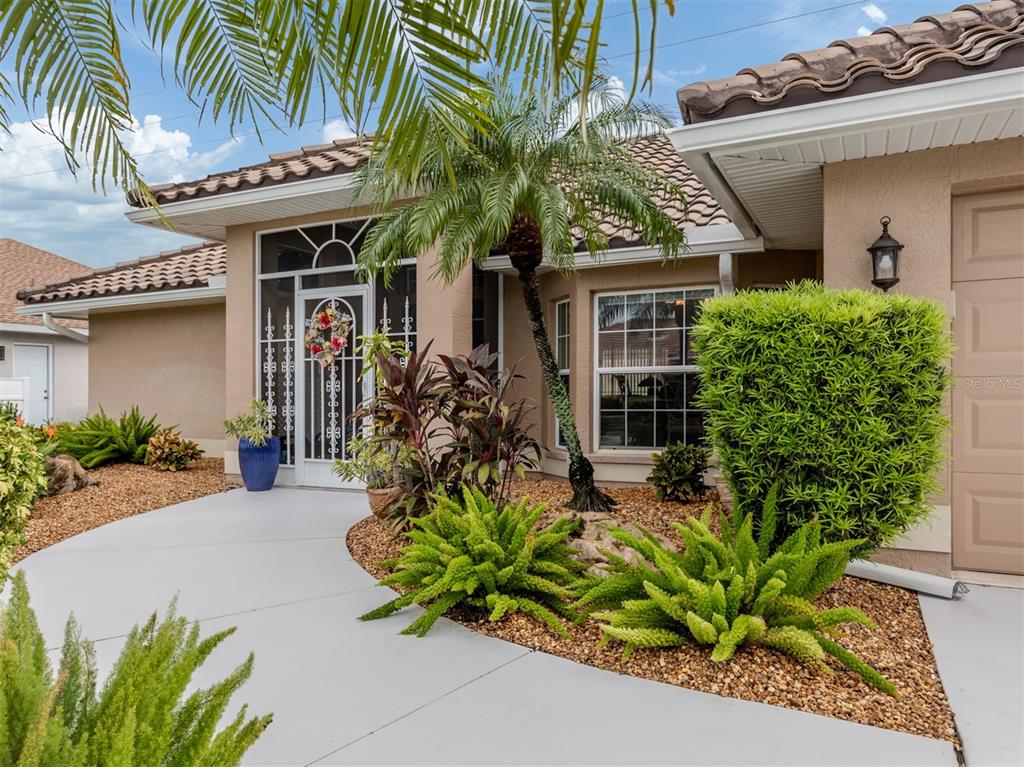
[
  {"x1": 294, "y1": 286, "x2": 372, "y2": 487},
  {"x1": 13, "y1": 343, "x2": 51, "y2": 425}
]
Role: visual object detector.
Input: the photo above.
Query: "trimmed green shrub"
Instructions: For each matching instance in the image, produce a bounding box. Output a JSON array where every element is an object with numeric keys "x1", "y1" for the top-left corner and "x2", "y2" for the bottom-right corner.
[
  {"x1": 360, "y1": 487, "x2": 582, "y2": 637},
  {"x1": 0, "y1": 571, "x2": 271, "y2": 764},
  {"x1": 577, "y1": 490, "x2": 897, "y2": 695},
  {"x1": 647, "y1": 443, "x2": 709, "y2": 502},
  {"x1": 0, "y1": 418, "x2": 47, "y2": 589},
  {"x1": 693, "y1": 282, "x2": 951, "y2": 554},
  {"x1": 57, "y1": 406, "x2": 164, "y2": 468}
]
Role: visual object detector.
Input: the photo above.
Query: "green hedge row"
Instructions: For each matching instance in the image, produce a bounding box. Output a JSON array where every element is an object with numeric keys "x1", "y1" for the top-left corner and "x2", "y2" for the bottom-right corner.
[{"x1": 693, "y1": 282, "x2": 951, "y2": 555}]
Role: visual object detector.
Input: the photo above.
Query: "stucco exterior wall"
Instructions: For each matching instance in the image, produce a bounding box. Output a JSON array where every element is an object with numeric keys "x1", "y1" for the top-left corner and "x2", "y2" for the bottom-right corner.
[
  {"x1": 0, "y1": 329, "x2": 88, "y2": 422},
  {"x1": 822, "y1": 137, "x2": 1024, "y2": 573},
  {"x1": 88, "y1": 303, "x2": 226, "y2": 455},
  {"x1": 502, "y1": 250, "x2": 818, "y2": 482}
]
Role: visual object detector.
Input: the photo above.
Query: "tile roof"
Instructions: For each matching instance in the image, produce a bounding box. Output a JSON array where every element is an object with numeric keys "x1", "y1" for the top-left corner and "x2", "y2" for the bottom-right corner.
[
  {"x1": 0, "y1": 239, "x2": 90, "y2": 328},
  {"x1": 677, "y1": 1, "x2": 1024, "y2": 124},
  {"x1": 18, "y1": 241, "x2": 227, "y2": 306},
  {"x1": 130, "y1": 136, "x2": 373, "y2": 206},
  {"x1": 590, "y1": 132, "x2": 730, "y2": 249}
]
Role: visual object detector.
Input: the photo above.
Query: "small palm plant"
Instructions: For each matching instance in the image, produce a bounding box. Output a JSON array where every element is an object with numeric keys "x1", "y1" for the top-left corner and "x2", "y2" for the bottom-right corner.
[
  {"x1": 360, "y1": 487, "x2": 582, "y2": 637},
  {"x1": 356, "y1": 79, "x2": 688, "y2": 513},
  {"x1": 576, "y1": 489, "x2": 898, "y2": 695}
]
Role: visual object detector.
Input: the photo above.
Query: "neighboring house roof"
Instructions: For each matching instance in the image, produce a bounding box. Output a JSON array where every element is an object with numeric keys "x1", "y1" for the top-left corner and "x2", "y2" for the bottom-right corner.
[
  {"x1": 126, "y1": 132, "x2": 730, "y2": 248},
  {"x1": 18, "y1": 241, "x2": 227, "y2": 306},
  {"x1": 677, "y1": 1, "x2": 1024, "y2": 124},
  {"x1": 0, "y1": 239, "x2": 90, "y2": 328}
]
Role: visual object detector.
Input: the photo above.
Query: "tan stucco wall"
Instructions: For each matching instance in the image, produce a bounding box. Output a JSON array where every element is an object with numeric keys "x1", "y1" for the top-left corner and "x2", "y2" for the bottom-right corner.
[
  {"x1": 822, "y1": 137, "x2": 1024, "y2": 572},
  {"x1": 502, "y1": 251, "x2": 817, "y2": 481},
  {"x1": 0, "y1": 329, "x2": 89, "y2": 422},
  {"x1": 88, "y1": 303, "x2": 226, "y2": 455}
]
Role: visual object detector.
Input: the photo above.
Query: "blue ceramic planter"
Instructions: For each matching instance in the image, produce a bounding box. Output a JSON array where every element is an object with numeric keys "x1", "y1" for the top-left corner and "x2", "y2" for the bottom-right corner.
[{"x1": 238, "y1": 436, "x2": 280, "y2": 491}]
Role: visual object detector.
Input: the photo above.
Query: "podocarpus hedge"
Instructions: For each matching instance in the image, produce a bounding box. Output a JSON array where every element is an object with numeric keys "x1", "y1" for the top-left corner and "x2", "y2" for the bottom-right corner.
[{"x1": 693, "y1": 282, "x2": 951, "y2": 555}]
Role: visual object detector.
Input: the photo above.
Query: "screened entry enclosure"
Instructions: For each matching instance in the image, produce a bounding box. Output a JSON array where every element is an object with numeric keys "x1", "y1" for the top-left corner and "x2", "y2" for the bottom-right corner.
[
  {"x1": 257, "y1": 219, "x2": 417, "y2": 487},
  {"x1": 256, "y1": 218, "x2": 500, "y2": 487}
]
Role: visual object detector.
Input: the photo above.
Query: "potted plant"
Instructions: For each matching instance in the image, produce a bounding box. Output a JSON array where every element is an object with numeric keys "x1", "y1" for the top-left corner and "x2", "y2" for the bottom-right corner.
[
  {"x1": 224, "y1": 399, "x2": 279, "y2": 491},
  {"x1": 332, "y1": 435, "x2": 401, "y2": 518}
]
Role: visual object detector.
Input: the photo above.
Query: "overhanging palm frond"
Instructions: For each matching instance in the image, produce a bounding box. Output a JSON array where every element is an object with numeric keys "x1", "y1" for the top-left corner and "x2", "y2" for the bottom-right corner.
[{"x1": 1, "y1": 0, "x2": 142, "y2": 194}]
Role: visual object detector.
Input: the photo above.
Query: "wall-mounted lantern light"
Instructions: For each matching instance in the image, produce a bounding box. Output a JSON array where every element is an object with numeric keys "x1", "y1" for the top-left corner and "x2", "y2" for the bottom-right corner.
[{"x1": 867, "y1": 216, "x2": 903, "y2": 292}]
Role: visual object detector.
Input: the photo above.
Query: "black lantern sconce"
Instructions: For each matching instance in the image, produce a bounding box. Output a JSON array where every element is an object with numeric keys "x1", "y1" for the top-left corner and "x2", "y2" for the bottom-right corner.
[{"x1": 867, "y1": 216, "x2": 903, "y2": 292}]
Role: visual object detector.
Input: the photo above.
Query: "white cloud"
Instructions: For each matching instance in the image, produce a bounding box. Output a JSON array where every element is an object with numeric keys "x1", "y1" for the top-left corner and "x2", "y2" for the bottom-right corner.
[
  {"x1": 322, "y1": 119, "x2": 356, "y2": 142},
  {"x1": 652, "y1": 65, "x2": 708, "y2": 88},
  {"x1": 0, "y1": 111, "x2": 243, "y2": 266},
  {"x1": 861, "y1": 3, "x2": 887, "y2": 23},
  {"x1": 857, "y1": 25, "x2": 874, "y2": 36}
]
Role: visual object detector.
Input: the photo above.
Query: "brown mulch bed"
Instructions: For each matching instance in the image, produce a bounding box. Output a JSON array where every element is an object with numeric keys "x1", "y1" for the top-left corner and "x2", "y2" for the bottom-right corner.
[
  {"x1": 347, "y1": 478, "x2": 959, "y2": 748},
  {"x1": 14, "y1": 458, "x2": 234, "y2": 562}
]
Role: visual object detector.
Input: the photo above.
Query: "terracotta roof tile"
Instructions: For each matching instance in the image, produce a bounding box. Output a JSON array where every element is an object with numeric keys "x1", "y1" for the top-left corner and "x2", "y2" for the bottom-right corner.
[
  {"x1": 0, "y1": 239, "x2": 90, "y2": 328},
  {"x1": 130, "y1": 137, "x2": 372, "y2": 206},
  {"x1": 18, "y1": 241, "x2": 226, "y2": 305},
  {"x1": 678, "y1": 1, "x2": 1024, "y2": 123}
]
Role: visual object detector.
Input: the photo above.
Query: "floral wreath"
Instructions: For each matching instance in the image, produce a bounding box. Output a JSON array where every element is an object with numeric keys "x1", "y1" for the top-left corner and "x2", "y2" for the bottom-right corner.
[{"x1": 304, "y1": 306, "x2": 353, "y2": 368}]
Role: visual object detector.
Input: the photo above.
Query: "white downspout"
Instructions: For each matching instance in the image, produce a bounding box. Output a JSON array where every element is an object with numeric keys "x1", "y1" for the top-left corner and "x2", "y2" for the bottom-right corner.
[{"x1": 42, "y1": 312, "x2": 88, "y2": 343}]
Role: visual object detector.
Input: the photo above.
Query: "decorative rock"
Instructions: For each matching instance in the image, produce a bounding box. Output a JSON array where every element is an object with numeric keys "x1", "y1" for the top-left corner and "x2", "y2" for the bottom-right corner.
[
  {"x1": 44, "y1": 454, "x2": 98, "y2": 496},
  {"x1": 568, "y1": 514, "x2": 679, "y2": 575}
]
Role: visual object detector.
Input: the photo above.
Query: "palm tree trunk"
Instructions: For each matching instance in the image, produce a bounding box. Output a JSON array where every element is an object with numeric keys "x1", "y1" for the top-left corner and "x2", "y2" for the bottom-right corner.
[{"x1": 515, "y1": 265, "x2": 616, "y2": 513}]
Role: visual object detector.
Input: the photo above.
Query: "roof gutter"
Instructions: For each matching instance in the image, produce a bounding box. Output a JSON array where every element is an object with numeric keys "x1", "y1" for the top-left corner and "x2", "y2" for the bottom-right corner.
[
  {"x1": 42, "y1": 313, "x2": 88, "y2": 343},
  {"x1": 16, "y1": 281, "x2": 226, "y2": 320}
]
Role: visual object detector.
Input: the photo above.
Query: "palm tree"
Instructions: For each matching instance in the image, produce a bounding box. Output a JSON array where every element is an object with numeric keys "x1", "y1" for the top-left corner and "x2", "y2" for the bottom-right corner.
[
  {"x1": 355, "y1": 80, "x2": 687, "y2": 513},
  {"x1": 0, "y1": 0, "x2": 675, "y2": 198}
]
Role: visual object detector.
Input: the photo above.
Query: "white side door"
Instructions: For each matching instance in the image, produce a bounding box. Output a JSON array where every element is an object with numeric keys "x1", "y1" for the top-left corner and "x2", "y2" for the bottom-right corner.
[{"x1": 13, "y1": 343, "x2": 52, "y2": 425}]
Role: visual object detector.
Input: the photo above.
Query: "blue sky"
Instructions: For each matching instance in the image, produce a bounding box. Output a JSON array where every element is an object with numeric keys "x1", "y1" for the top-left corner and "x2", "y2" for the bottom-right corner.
[{"x1": 0, "y1": 0, "x2": 942, "y2": 267}]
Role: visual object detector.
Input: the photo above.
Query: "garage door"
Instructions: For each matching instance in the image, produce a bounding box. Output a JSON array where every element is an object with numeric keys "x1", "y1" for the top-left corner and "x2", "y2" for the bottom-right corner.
[{"x1": 951, "y1": 188, "x2": 1024, "y2": 575}]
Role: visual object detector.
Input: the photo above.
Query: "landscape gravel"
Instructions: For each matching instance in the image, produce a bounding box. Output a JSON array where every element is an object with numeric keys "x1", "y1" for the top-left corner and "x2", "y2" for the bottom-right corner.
[
  {"x1": 347, "y1": 478, "x2": 959, "y2": 747},
  {"x1": 14, "y1": 458, "x2": 233, "y2": 562}
]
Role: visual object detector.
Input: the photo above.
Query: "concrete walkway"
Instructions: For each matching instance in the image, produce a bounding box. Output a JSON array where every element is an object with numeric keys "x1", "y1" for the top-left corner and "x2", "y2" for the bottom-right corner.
[
  {"x1": 920, "y1": 586, "x2": 1024, "y2": 766},
  {"x1": 16, "y1": 488, "x2": 956, "y2": 766}
]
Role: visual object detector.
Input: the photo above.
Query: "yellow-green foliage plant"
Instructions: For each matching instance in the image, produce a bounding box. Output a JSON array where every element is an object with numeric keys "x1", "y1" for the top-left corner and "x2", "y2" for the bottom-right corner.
[
  {"x1": 577, "y1": 489, "x2": 898, "y2": 696},
  {"x1": 693, "y1": 282, "x2": 952, "y2": 555},
  {"x1": 0, "y1": 571, "x2": 271, "y2": 765},
  {"x1": 147, "y1": 429, "x2": 204, "y2": 471},
  {"x1": 360, "y1": 487, "x2": 583, "y2": 637},
  {"x1": 0, "y1": 418, "x2": 46, "y2": 590}
]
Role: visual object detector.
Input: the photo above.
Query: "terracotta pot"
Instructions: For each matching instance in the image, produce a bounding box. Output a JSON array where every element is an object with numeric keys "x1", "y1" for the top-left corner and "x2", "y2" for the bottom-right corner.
[{"x1": 366, "y1": 487, "x2": 395, "y2": 520}]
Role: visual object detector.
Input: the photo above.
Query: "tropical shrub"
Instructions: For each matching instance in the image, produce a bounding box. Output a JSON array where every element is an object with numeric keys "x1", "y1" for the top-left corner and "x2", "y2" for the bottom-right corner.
[
  {"x1": 647, "y1": 443, "x2": 709, "y2": 502},
  {"x1": 693, "y1": 282, "x2": 952, "y2": 554},
  {"x1": 56, "y1": 406, "x2": 164, "y2": 468},
  {"x1": 223, "y1": 399, "x2": 273, "y2": 447},
  {"x1": 357, "y1": 344, "x2": 540, "y2": 527},
  {"x1": 332, "y1": 434, "x2": 411, "y2": 489},
  {"x1": 0, "y1": 419, "x2": 46, "y2": 589},
  {"x1": 360, "y1": 487, "x2": 582, "y2": 637},
  {"x1": 146, "y1": 429, "x2": 204, "y2": 471},
  {"x1": 0, "y1": 401, "x2": 21, "y2": 423},
  {"x1": 577, "y1": 489, "x2": 897, "y2": 695},
  {"x1": 0, "y1": 571, "x2": 271, "y2": 764}
]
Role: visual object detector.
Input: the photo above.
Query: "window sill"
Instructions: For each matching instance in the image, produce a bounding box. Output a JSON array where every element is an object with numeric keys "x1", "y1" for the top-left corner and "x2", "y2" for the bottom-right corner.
[{"x1": 544, "y1": 448, "x2": 655, "y2": 466}]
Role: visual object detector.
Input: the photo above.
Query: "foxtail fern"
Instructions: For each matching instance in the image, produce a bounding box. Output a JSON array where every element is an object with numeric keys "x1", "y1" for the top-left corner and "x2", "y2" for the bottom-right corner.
[
  {"x1": 577, "y1": 489, "x2": 898, "y2": 696},
  {"x1": 360, "y1": 487, "x2": 583, "y2": 637}
]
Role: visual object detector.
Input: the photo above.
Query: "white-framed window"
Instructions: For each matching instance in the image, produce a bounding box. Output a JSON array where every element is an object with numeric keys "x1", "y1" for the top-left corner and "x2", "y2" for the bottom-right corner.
[
  {"x1": 554, "y1": 299, "x2": 569, "y2": 448},
  {"x1": 593, "y1": 286, "x2": 715, "y2": 450}
]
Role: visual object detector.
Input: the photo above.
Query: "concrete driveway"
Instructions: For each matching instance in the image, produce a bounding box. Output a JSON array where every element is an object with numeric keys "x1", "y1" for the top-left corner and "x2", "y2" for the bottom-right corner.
[{"x1": 15, "y1": 488, "x2": 956, "y2": 766}]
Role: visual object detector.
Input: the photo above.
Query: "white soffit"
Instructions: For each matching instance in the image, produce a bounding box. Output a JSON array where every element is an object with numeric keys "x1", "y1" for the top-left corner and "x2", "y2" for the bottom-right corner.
[{"x1": 669, "y1": 69, "x2": 1024, "y2": 251}]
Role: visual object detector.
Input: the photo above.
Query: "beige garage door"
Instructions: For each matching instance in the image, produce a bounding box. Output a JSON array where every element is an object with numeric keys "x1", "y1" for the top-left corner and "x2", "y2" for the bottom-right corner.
[{"x1": 951, "y1": 188, "x2": 1024, "y2": 575}]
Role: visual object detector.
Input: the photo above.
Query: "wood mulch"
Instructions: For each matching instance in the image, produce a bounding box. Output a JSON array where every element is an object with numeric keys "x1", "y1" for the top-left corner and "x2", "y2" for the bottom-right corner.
[
  {"x1": 14, "y1": 458, "x2": 234, "y2": 562},
  {"x1": 347, "y1": 477, "x2": 959, "y2": 748}
]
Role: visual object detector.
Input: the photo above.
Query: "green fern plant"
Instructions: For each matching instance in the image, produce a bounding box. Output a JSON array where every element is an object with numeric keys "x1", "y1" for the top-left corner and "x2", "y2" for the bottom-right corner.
[
  {"x1": 0, "y1": 571, "x2": 271, "y2": 764},
  {"x1": 576, "y1": 487, "x2": 898, "y2": 696},
  {"x1": 360, "y1": 487, "x2": 583, "y2": 637},
  {"x1": 57, "y1": 406, "x2": 164, "y2": 468}
]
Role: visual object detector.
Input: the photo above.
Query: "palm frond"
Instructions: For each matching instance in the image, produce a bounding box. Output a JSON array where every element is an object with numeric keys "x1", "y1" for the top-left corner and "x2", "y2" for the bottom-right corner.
[{"x1": 1, "y1": 0, "x2": 143, "y2": 193}]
